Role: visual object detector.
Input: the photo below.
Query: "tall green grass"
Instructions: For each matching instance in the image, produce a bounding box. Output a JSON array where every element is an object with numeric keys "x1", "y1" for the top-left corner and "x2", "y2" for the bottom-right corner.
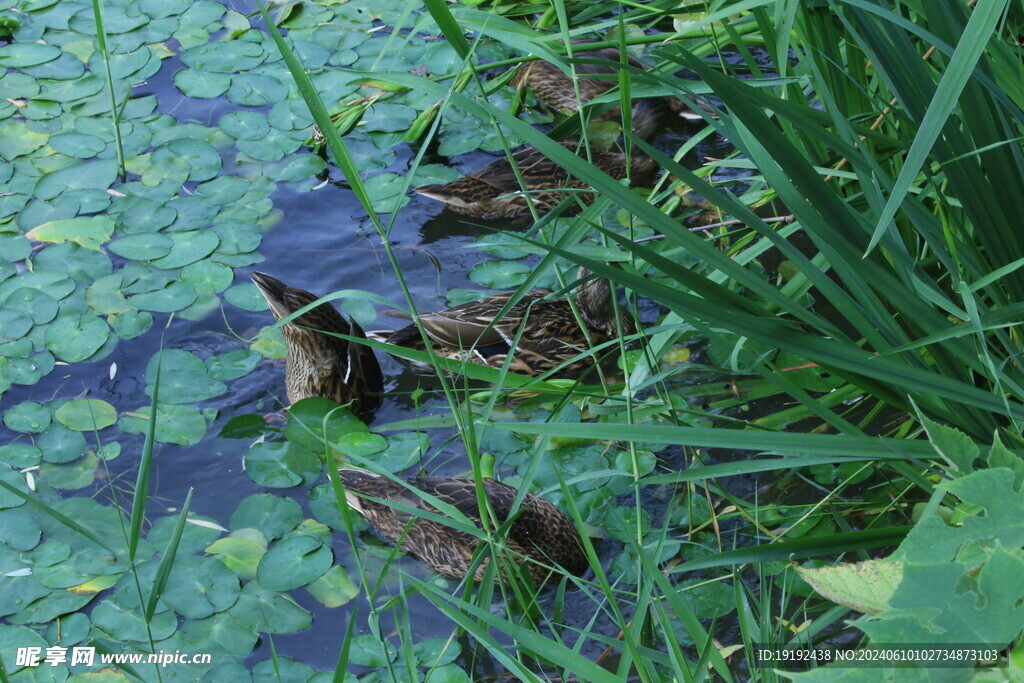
[{"x1": 259, "y1": 0, "x2": 1023, "y2": 678}]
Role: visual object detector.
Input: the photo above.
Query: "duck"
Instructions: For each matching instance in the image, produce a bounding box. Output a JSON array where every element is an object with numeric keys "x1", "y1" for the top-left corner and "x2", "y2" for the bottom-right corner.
[
  {"x1": 510, "y1": 46, "x2": 708, "y2": 122},
  {"x1": 413, "y1": 97, "x2": 667, "y2": 219},
  {"x1": 367, "y1": 267, "x2": 635, "y2": 377},
  {"x1": 251, "y1": 272, "x2": 383, "y2": 418},
  {"x1": 338, "y1": 468, "x2": 589, "y2": 584}
]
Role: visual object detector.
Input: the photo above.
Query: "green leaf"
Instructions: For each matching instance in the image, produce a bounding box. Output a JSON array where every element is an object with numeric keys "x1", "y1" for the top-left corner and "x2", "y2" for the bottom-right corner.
[
  {"x1": 144, "y1": 349, "x2": 228, "y2": 405},
  {"x1": 54, "y1": 399, "x2": 117, "y2": 432},
  {"x1": 26, "y1": 217, "x2": 115, "y2": 250},
  {"x1": 160, "y1": 555, "x2": 240, "y2": 619},
  {"x1": 919, "y1": 413, "x2": 980, "y2": 474},
  {"x1": 118, "y1": 403, "x2": 208, "y2": 446},
  {"x1": 129, "y1": 281, "x2": 198, "y2": 313},
  {"x1": 796, "y1": 559, "x2": 902, "y2": 615},
  {"x1": 92, "y1": 598, "x2": 177, "y2": 642},
  {"x1": 227, "y1": 73, "x2": 289, "y2": 106},
  {"x1": 33, "y1": 159, "x2": 119, "y2": 200},
  {"x1": 152, "y1": 138, "x2": 222, "y2": 182},
  {"x1": 0, "y1": 123, "x2": 48, "y2": 159},
  {"x1": 0, "y1": 43, "x2": 61, "y2": 67},
  {"x1": 205, "y1": 533, "x2": 267, "y2": 581},
  {"x1": 44, "y1": 314, "x2": 110, "y2": 362},
  {"x1": 108, "y1": 233, "x2": 174, "y2": 260},
  {"x1": 256, "y1": 535, "x2": 333, "y2": 591},
  {"x1": 348, "y1": 634, "x2": 397, "y2": 668},
  {"x1": 305, "y1": 564, "x2": 358, "y2": 608},
  {"x1": 3, "y1": 402, "x2": 50, "y2": 434},
  {"x1": 469, "y1": 260, "x2": 531, "y2": 289},
  {"x1": 244, "y1": 440, "x2": 321, "y2": 488},
  {"x1": 150, "y1": 230, "x2": 220, "y2": 269},
  {"x1": 3, "y1": 288, "x2": 58, "y2": 325},
  {"x1": 173, "y1": 68, "x2": 231, "y2": 98},
  {"x1": 230, "y1": 493, "x2": 301, "y2": 541}
]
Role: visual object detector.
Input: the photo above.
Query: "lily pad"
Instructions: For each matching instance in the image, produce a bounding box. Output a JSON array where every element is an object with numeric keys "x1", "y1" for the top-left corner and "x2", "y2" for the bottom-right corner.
[
  {"x1": 224, "y1": 282, "x2": 267, "y2": 311},
  {"x1": 0, "y1": 123, "x2": 48, "y2": 159},
  {"x1": 205, "y1": 533, "x2": 267, "y2": 581},
  {"x1": 129, "y1": 281, "x2": 198, "y2": 313},
  {"x1": 469, "y1": 260, "x2": 531, "y2": 289},
  {"x1": 0, "y1": 43, "x2": 61, "y2": 68},
  {"x1": 244, "y1": 440, "x2": 321, "y2": 488},
  {"x1": 305, "y1": 564, "x2": 358, "y2": 608},
  {"x1": 118, "y1": 403, "x2": 209, "y2": 446},
  {"x1": 229, "y1": 581, "x2": 311, "y2": 635},
  {"x1": 227, "y1": 74, "x2": 289, "y2": 107},
  {"x1": 0, "y1": 310, "x2": 31, "y2": 342},
  {"x1": 44, "y1": 314, "x2": 110, "y2": 362},
  {"x1": 3, "y1": 402, "x2": 50, "y2": 434},
  {"x1": 54, "y1": 399, "x2": 117, "y2": 432},
  {"x1": 3, "y1": 288, "x2": 58, "y2": 325},
  {"x1": 26, "y1": 216, "x2": 114, "y2": 250},
  {"x1": 161, "y1": 555, "x2": 240, "y2": 619},
  {"x1": 33, "y1": 159, "x2": 119, "y2": 200},
  {"x1": 35, "y1": 423, "x2": 87, "y2": 464},
  {"x1": 145, "y1": 349, "x2": 227, "y2": 405},
  {"x1": 48, "y1": 132, "x2": 106, "y2": 158},
  {"x1": 256, "y1": 535, "x2": 332, "y2": 591},
  {"x1": 151, "y1": 230, "x2": 220, "y2": 269},
  {"x1": 92, "y1": 598, "x2": 177, "y2": 642},
  {"x1": 152, "y1": 138, "x2": 222, "y2": 182},
  {"x1": 348, "y1": 634, "x2": 397, "y2": 668},
  {"x1": 230, "y1": 493, "x2": 301, "y2": 541},
  {"x1": 173, "y1": 68, "x2": 231, "y2": 99},
  {"x1": 108, "y1": 233, "x2": 174, "y2": 260},
  {"x1": 111, "y1": 309, "x2": 153, "y2": 339},
  {"x1": 205, "y1": 349, "x2": 260, "y2": 381},
  {"x1": 219, "y1": 110, "x2": 270, "y2": 141}
]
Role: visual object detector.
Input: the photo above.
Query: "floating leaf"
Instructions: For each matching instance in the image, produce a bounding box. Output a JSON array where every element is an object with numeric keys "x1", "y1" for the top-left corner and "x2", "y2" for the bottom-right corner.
[
  {"x1": 0, "y1": 43, "x2": 61, "y2": 68},
  {"x1": 108, "y1": 233, "x2": 174, "y2": 260},
  {"x1": 33, "y1": 159, "x2": 119, "y2": 200},
  {"x1": 266, "y1": 154, "x2": 327, "y2": 182},
  {"x1": 118, "y1": 403, "x2": 208, "y2": 446},
  {"x1": 205, "y1": 349, "x2": 260, "y2": 381},
  {"x1": 129, "y1": 281, "x2": 198, "y2": 313},
  {"x1": 4, "y1": 288, "x2": 58, "y2": 325},
  {"x1": 54, "y1": 399, "x2": 117, "y2": 432},
  {"x1": 111, "y1": 309, "x2": 153, "y2": 339},
  {"x1": 229, "y1": 582, "x2": 311, "y2": 634},
  {"x1": 26, "y1": 216, "x2": 114, "y2": 251},
  {"x1": 152, "y1": 138, "x2": 222, "y2": 182},
  {"x1": 173, "y1": 68, "x2": 231, "y2": 98},
  {"x1": 227, "y1": 73, "x2": 289, "y2": 107},
  {"x1": 224, "y1": 282, "x2": 267, "y2": 311},
  {"x1": 145, "y1": 349, "x2": 227, "y2": 405},
  {"x1": 44, "y1": 314, "x2": 110, "y2": 362},
  {"x1": 161, "y1": 556, "x2": 240, "y2": 619},
  {"x1": 219, "y1": 110, "x2": 270, "y2": 141},
  {"x1": 305, "y1": 565, "x2": 358, "y2": 608},
  {"x1": 151, "y1": 230, "x2": 220, "y2": 269},
  {"x1": 36, "y1": 424, "x2": 87, "y2": 464},
  {"x1": 244, "y1": 441, "x2": 321, "y2": 488},
  {"x1": 230, "y1": 493, "x2": 301, "y2": 541},
  {"x1": 48, "y1": 132, "x2": 105, "y2": 158},
  {"x1": 469, "y1": 260, "x2": 531, "y2": 289},
  {"x1": 0, "y1": 123, "x2": 48, "y2": 159},
  {"x1": 91, "y1": 598, "x2": 177, "y2": 642},
  {"x1": 3, "y1": 401, "x2": 50, "y2": 434},
  {"x1": 206, "y1": 534, "x2": 267, "y2": 581},
  {"x1": 256, "y1": 536, "x2": 332, "y2": 591},
  {"x1": 0, "y1": 310, "x2": 31, "y2": 342},
  {"x1": 348, "y1": 634, "x2": 397, "y2": 668}
]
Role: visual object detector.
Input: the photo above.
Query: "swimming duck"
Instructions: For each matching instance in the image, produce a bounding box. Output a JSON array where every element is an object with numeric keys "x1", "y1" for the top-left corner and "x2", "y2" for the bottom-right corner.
[
  {"x1": 413, "y1": 97, "x2": 667, "y2": 219},
  {"x1": 510, "y1": 46, "x2": 707, "y2": 121},
  {"x1": 251, "y1": 272, "x2": 383, "y2": 418},
  {"x1": 338, "y1": 468, "x2": 589, "y2": 584},
  {"x1": 367, "y1": 268, "x2": 635, "y2": 377}
]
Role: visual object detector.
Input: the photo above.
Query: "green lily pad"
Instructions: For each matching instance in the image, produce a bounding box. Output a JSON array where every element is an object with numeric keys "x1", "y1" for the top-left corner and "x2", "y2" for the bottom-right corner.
[
  {"x1": 54, "y1": 399, "x2": 117, "y2": 432},
  {"x1": 181, "y1": 40, "x2": 265, "y2": 72},
  {"x1": 414, "y1": 638, "x2": 461, "y2": 668},
  {"x1": 173, "y1": 68, "x2": 231, "y2": 99},
  {"x1": 180, "y1": 259, "x2": 232, "y2": 293},
  {"x1": 224, "y1": 282, "x2": 267, "y2": 311},
  {"x1": 151, "y1": 230, "x2": 220, "y2": 269},
  {"x1": 111, "y1": 309, "x2": 153, "y2": 339},
  {"x1": 35, "y1": 423, "x2": 87, "y2": 464},
  {"x1": 3, "y1": 402, "x2": 50, "y2": 434},
  {"x1": 0, "y1": 444, "x2": 42, "y2": 468},
  {"x1": 129, "y1": 280, "x2": 198, "y2": 313},
  {"x1": 26, "y1": 216, "x2": 114, "y2": 250},
  {"x1": 305, "y1": 564, "x2": 358, "y2": 608},
  {"x1": 227, "y1": 74, "x2": 288, "y2": 107},
  {"x1": 244, "y1": 440, "x2": 321, "y2": 488},
  {"x1": 229, "y1": 581, "x2": 311, "y2": 635},
  {"x1": 6, "y1": 588, "x2": 92, "y2": 626},
  {"x1": 161, "y1": 555, "x2": 240, "y2": 619},
  {"x1": 0, "y1": 123, "x2": 48, "y2": 159},
  {"x1": 44, "y1": 314, "x2": 110, "y2": 362},
  {"x1": 118, "y1": 403, "x2": 209, "y2": 446},
  {"x1": 219, "y1": 110, "x2": 270, "y2": 141},
  {"x1": 145, "y1": 349, "x2": 228, "y2": 404},
  {"x1": 469, "y1": 260, "x2": 531, "y2": 289},
  {"x1": 108, "y1": 233, "x2": 174, "y2": 260},
  {"x1": 33, "y1": 159, "x2": 119, "y2": 200},
  {"x1": 92, "y1": 598, "x2": 177, "y2": 642},
  {"x1": 230, "y1": 493, "x2": 301, "y2": 541},
  {"x1": 284, "y1": 399, "x2": 368, "y2": 453},
  {"x1": 205, "y1": 349, "x2": 260, "y2": 381},
  {"x1": 0, "y1": 43, "x2": 61, "y2": 68},
  {"x1": 265, "y1": 154, "x2": 327, "y2": 182},
  {"x1": 256, "y1": 535, "x2": 332, "y2": 591},
  {"x1": 48, "y1": 132, "x2": 105, "y2": 158},
  {"x1": 152, "y1": 138, "x2": 222, "y2": 182},
  {"x1": 183, "y1": 613, "x2": 258, "y2": 657},
  {"x1": 3, "y1": 288, "x2": 58, "y2": 325},
  {"x1": 205, "y1": 533, "x2": 267, "y2": 581},
  {"x1": 0, "y1": 310, "x2": 31, "y2": 342},
  {"x1": 348, "y1": 634, "x2": 397, "y2": 668},
  {"x1": 82, "y1": 274, "x2": 130, "y2": 315},
  {"x1": 0, "y1": 625, "x2": 48, "y2": 673}
]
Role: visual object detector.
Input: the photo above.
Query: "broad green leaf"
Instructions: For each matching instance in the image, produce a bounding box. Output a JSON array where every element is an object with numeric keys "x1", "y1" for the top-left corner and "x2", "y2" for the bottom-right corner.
[
  {"x1": 54, "y1": 399, "x2": 117, "y2": 432},
  {"x1": 26, "y1": 217, "x2": 115, "y2": 250},
  {"x1": 796, "y1": 559, "x2": 902, "y2": 615}
]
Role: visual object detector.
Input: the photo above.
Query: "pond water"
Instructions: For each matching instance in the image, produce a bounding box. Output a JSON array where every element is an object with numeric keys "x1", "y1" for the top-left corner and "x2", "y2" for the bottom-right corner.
[{"x1": 0, "y1": 0, "x2": 763, "y2": 679}]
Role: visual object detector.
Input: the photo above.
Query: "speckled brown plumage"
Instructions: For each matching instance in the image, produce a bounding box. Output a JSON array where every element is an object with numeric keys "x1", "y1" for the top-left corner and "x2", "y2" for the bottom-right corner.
[
  {"x1": 510, "y1": 46, "x2": 708, "y2": 121},
  {"x1": 251, "y1": 272, "x2": 383, "y2": 418},
  {"x1": 339, "y1": 469, "x2": 589, "y2": 584},
  {"x1": 367, "y1": 268, "x2": 635, "y2": 377},
  {"x1": 413, "y1": 98, "x2": 667, "y2": 219}
]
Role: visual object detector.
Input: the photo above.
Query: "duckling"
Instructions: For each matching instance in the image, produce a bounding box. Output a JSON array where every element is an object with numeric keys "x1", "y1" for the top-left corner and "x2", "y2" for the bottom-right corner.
[
  {"x1": 339, "y1": 468, "x2": 588, "y2": 584},
  {"x1": 510, "y1": 46, "x2": 707, "y2": 121},
  {"x1": 251, "y1": 272, "x2": 383, "y2": 418},
  {"x1": 414, "y1": 98, "x2": 667, "y2": 219},
  {"x1": 367, "y1": 268, "x2": 635, "y2": 377}
]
